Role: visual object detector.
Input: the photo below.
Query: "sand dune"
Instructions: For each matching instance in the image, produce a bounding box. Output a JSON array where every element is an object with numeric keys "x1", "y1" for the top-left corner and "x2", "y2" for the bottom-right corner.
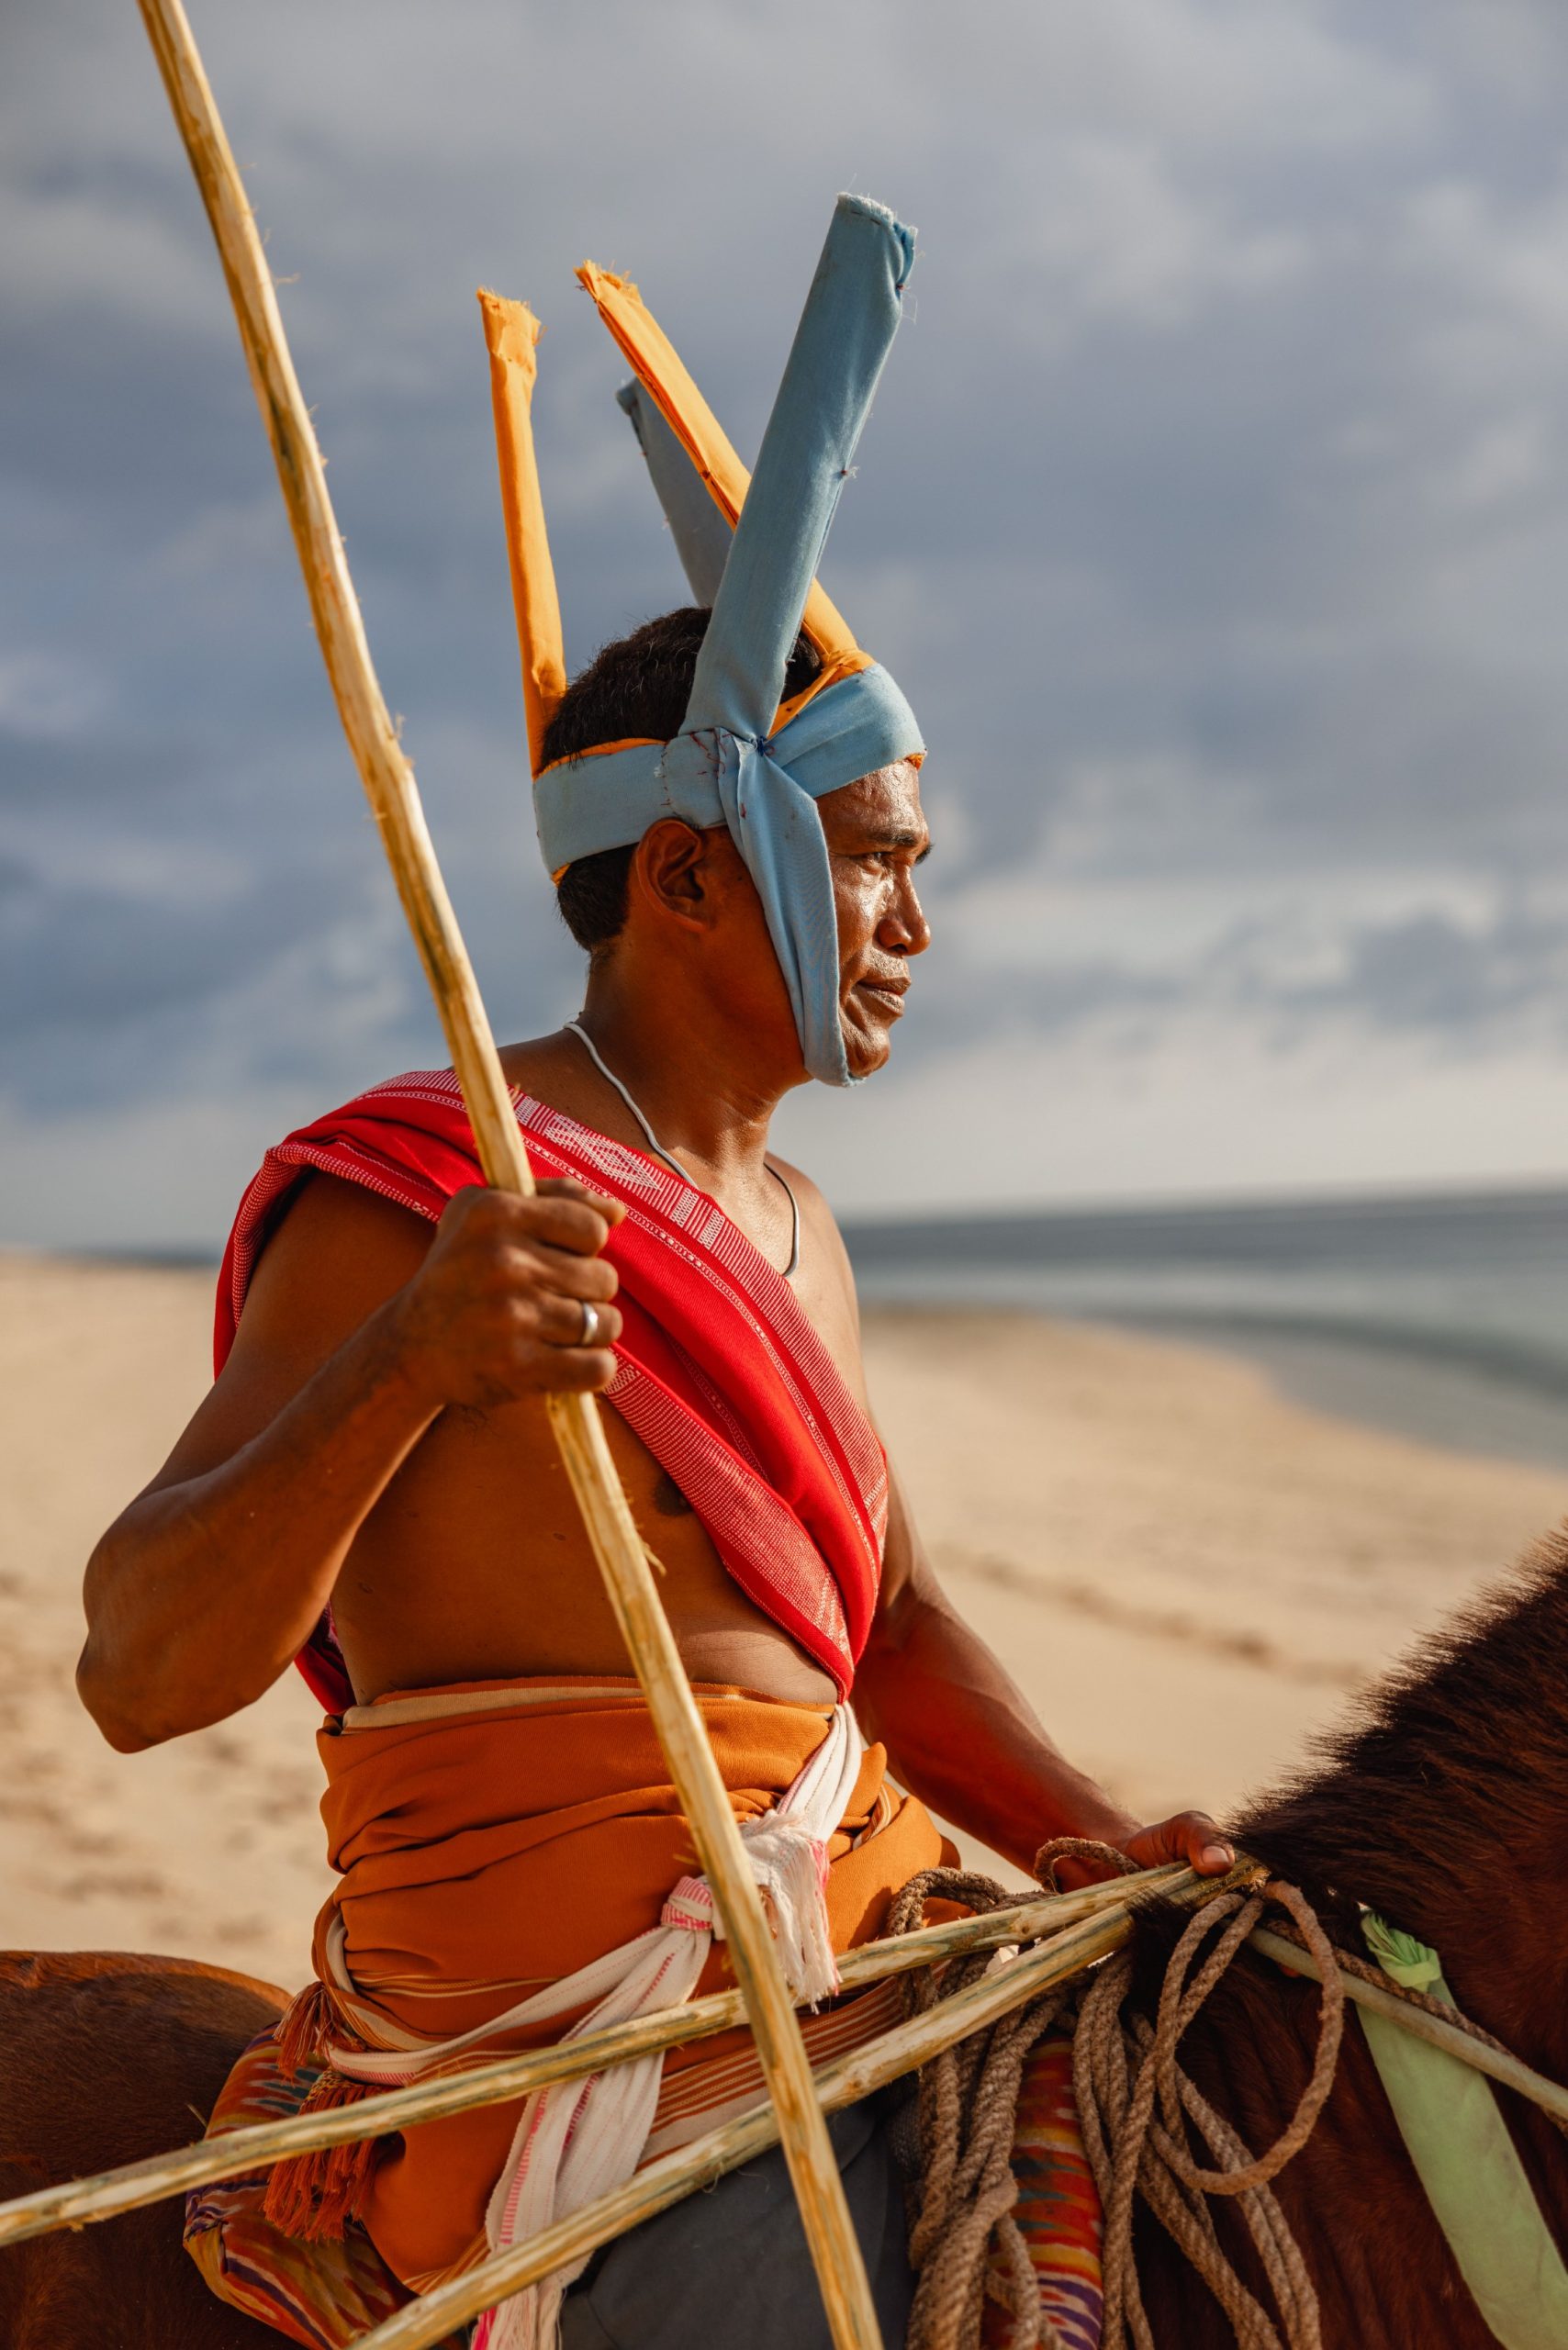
[{"x1": 1, "y1": 1258, "x2": 1562, "y2": 1989}]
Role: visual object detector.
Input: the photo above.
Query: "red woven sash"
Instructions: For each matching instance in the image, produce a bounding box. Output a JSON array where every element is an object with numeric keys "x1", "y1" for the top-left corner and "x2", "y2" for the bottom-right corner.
[{"x1": 217, "y1": 1070, "x2": 887, "y2": 1707}]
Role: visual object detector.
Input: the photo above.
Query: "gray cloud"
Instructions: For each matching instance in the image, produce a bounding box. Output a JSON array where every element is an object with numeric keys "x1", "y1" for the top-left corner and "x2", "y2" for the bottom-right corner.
[
  {"x1": 1277, "y1": 901, "x2": 1568, "y2": 1038},
  {"x1": 9, "y1": 1, "x2": 1568, "y2": 1239}
]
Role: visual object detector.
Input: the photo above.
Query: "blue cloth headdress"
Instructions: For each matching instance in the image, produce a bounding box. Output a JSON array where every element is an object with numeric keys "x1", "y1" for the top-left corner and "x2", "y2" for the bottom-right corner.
[
  {"x1": 479, "y1": 195, "x2": 923, "y2": 1085},
  {"x1": 616, "y1": 379, "x2": 732, "y2": 610}
]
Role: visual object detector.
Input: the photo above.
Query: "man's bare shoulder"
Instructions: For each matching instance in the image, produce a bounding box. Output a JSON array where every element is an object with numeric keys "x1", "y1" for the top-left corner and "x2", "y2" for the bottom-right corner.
[
  {"x1": 767, "y1": 1155, "x2": 864, "y2": 1361},
  {"x1": 246, "y1": 1173, "x2": 434, "y2": 1330},
  {"x1": 497, "y1": 1033, "x2": 618, "y2": 1133},
  {"x1": 767, "y1": 1156, "x2": 847, "y2": 1255},
  {"x1": 143, "y1": 1175, "x2": 436, "y2": 1495}
]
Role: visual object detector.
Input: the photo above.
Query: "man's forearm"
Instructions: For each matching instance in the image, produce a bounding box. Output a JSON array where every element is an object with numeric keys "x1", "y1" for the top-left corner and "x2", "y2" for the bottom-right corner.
[
  {"x1": 853, "y1": 1579, "x2": 1137, "y2": 1876},
  {"x1": 79, "y1": 1301, "x2": 437, "y2": 1750}
]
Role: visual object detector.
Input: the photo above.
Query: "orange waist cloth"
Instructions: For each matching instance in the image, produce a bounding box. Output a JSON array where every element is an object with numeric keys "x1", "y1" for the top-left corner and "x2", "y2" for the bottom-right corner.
[{"x1": 302, "y1": 1675, "x2": 945, "y2": 2290}]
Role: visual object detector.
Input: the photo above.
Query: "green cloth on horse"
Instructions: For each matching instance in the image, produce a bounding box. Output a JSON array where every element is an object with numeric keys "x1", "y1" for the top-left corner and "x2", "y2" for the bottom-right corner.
[{"x1": 1360, "y1": 1911, "x2": 1568, "y2": 2350}]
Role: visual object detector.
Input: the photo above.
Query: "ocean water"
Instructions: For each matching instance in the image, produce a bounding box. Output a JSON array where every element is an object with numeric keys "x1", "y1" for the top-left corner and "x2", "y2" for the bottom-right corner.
[{"x1": 843, "y1": 1187, "x2": 1568, "y2": 1472}]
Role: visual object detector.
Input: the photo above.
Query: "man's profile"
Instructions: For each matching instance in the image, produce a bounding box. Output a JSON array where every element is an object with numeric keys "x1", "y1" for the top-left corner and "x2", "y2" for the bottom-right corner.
[{"x1": 78, "y1": 197, "x2": 1230, "y2": 2347}]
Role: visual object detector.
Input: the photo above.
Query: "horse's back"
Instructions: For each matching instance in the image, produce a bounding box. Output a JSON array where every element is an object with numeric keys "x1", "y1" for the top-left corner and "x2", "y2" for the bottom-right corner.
[{"x1": 0, "y1": 1950, "x2": 289, "y2": 2349}]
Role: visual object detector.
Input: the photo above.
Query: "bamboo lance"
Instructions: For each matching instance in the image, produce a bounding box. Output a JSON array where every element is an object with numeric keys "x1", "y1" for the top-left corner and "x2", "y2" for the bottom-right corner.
[
  {"x1": 6, "y1": 1855, "x2": 1562, "y2": 2266},
  {"x1": 133, "y1": 6, "x2": 881, "y2": 2341},
  {"x1": 1248, "y1": 1926, "x2": 1568, "y2": 2126},
  {"x1": 0, "y1": 1869, "x2": 1184, "y2": 2252}
]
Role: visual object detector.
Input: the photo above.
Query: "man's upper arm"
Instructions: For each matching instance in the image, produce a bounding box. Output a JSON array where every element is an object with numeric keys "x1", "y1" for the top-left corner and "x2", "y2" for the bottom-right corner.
[{"x1": 143, "y1": 1175, "x2": 438, "y2": 1494}]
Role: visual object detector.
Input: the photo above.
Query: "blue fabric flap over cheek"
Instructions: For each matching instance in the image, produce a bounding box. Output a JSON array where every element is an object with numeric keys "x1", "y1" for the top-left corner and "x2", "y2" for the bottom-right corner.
[{"x1": 658, "y1": 728, "x2": 854, "y2": 1088}]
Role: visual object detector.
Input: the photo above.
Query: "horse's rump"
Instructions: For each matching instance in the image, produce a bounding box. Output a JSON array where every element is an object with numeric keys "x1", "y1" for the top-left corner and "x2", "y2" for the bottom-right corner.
[{"x1": 0, "y1": 1950, "x2": 286, "y2": 2350}]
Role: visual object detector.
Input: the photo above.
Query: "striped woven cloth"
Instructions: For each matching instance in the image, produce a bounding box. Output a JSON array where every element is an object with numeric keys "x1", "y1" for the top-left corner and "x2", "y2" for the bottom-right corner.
[
  {"x1": 982, "y1": 2033, "x2": 1104, "y2": 2350},
  {"x1": 185, "y1": 1979, "x2": 905, "y2": 2349},
  {"x1": 185, "y1": 2040, "x2": 426, "y2": 2349}
]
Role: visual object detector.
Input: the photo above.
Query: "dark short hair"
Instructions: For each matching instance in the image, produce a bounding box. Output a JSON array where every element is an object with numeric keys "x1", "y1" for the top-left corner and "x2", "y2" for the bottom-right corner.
[{"x1": 542, "y1": 607, "x2": 819, "y2": 953}]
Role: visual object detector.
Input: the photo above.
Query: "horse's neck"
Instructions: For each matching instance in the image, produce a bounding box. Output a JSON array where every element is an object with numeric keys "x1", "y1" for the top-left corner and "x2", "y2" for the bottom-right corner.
[
  {"x1": 1422, "y1": 1871, "x2": 1568, "y2": 2090},
  {"x1": 1237, "y1": 1539, "x2": 1568, "y2": 2091}
]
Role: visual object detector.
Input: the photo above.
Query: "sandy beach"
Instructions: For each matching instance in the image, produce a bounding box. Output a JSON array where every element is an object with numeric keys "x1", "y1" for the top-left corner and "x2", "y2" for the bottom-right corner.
[{"x1": 1, "y1": 1255, "x2": 1563, "y2": 1992}]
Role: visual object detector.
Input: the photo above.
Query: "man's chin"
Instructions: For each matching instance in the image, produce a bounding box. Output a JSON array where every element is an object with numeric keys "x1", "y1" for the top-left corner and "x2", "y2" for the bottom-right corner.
[{"x1": 840, "y1": 1015, "x2": 896, "y2": 1081}]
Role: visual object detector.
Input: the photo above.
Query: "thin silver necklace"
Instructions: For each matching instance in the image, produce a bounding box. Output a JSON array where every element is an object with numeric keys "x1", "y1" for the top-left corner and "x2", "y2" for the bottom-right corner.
[{"x1": 566, "y1": 1020, "x2": 800, "y2": 1280}]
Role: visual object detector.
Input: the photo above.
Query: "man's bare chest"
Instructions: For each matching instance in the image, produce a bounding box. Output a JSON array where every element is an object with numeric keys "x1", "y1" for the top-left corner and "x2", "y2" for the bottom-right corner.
[{"x1": 328, "y1": 1387, "x2": 839, "y2": 1707}]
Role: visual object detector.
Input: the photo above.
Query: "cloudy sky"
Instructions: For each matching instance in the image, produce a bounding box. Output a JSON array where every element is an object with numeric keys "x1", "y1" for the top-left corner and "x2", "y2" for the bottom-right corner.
[{"x1": 7, "y1": 0, "x2": 1568, "y2": 1247}]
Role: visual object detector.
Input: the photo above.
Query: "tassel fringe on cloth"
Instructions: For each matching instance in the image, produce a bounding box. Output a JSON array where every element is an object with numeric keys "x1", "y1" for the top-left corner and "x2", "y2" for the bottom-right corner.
[{"x1": 272, "y1": 1708, "x2": 865, "y2": 2350}]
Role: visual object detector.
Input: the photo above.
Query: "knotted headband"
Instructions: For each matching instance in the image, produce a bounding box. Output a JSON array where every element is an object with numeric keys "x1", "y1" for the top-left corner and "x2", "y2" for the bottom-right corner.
[{"x1": 479, "y1": 194, "x2": 924, "y2": 1086}]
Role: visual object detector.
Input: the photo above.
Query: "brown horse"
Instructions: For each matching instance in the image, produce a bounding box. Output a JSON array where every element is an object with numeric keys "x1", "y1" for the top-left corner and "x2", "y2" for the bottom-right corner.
[
  {"x1": 1126, "y1": 1523, "x2": 1568, "y2": 2344},
  {"x1": 5, "y1": 1534, "x2": 1568, "y2": 2346},
  {"x1": 0, "y1": 1949, "x2": 286, "y2": 2348}
]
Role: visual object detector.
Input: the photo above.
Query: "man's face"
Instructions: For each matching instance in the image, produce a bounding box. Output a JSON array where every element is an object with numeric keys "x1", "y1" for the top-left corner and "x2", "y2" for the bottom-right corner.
[{"x1": 819, "y1": 760, "x2": 932, "y2": 1080}]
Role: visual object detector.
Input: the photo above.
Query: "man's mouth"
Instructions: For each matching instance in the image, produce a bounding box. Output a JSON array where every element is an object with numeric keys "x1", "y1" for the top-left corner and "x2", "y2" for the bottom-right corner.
[{"x1": 856, "y1": 976, "x2": 909, "y2": 1018}]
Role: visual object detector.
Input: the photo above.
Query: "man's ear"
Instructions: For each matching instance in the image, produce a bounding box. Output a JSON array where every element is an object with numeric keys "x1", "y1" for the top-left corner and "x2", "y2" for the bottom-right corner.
[{"x1": 632, "y1": 821, "x2": 717, "y2": 931}]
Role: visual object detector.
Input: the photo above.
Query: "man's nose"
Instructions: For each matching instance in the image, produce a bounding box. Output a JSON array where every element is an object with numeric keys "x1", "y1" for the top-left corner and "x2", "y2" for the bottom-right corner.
[{"x1": 880, "y1": 878, "x2": 931, "y2": 957}]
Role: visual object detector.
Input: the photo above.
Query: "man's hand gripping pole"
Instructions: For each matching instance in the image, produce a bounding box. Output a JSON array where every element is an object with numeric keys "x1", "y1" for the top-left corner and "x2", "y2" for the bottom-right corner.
[{"x1": 132, "y1": 6, "x2": 885, "y2": 2344}]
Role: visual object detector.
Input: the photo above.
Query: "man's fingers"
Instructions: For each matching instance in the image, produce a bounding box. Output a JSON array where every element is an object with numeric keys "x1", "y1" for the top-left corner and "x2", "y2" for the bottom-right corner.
[
  {"x1": 534, "y1": 1347, "x2": 620, "y2": 1393},
  {"x1": 1121, "y1": 1810, "x2": 1234, "y2": 1879},
  {"x1": 410, "y1": 1181, "x2": 630, "y2": 1410},
  {"x1": 534, "y1": 1179, "x2": 627, "y2": 1237},
  {"x1": 516, "y1": 1246, "x2": 620, "y2": 1304},
  {"x1": 1176, "y1": 1812, "x2": 1234, "y2": 1874},
  {"x1": 518, "y1": 1194, "x2": 620, "y2": 1256},
  {"x1": 537, "y1": 1177, "x2": 622, "y2": 1209},
  {"x1": 444, "y1": 1184, "x2": 623, "y2": 1258},
  {"x1": 533, "y1": 1292, "x2": 624, "y2": 1351}
]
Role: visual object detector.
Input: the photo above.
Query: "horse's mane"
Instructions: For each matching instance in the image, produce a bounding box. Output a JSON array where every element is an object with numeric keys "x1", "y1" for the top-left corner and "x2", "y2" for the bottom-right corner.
[
  {"x1": 1230, "y1": 1520, "x2": 1568, "y2": 1953},
  {"x1": 1114, "y1": 1520, "x2": 1568, "y2": 2339}
]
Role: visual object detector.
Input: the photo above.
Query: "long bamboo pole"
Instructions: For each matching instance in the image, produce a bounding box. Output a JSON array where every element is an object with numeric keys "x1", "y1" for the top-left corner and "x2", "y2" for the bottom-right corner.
[
  {"x1": 0, "y1": 1870, "x2": 1184, "y2": 2252},
  {"x1": 350, "y1": 1908, "x2": 1568, "y2": 2350},
  {"x1": 1245, "y1": 1926, "x2": 1568, "y2": 2121},
  {"x1": 6, "y1": 1856, "x2": 1563, "y2": 2264},
  {"x1": 132, "y1": 7, "x2": 882, "y2": 2342}
]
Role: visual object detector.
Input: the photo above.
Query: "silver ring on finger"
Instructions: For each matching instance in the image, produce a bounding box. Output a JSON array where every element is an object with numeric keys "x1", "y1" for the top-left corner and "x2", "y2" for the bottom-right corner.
[{"x1": 576, "y1": 1299, "x2": 601, "y2": 1348}]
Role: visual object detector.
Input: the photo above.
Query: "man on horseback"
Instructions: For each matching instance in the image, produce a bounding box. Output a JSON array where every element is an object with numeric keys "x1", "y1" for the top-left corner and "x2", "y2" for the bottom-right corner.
[{"x1": 78, "y1": 199, "x2": 1229, "y2": 2347}]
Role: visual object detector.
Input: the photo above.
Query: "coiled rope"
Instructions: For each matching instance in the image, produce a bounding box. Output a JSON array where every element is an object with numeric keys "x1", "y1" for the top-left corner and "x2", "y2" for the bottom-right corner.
[
  {"x1": 1070, "y1": 1860, "x2": 1338, "y2": 2350},
  {"x1": 887, "y1": 1869, "x2": 1078, "y2": 2350},
  {"x1": 893, "y1": 1839, "x2": 1568, "y2": 2349},
  {"x1": 893, "y1": 1842, "x2": 1350, "y2": 2350}
]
